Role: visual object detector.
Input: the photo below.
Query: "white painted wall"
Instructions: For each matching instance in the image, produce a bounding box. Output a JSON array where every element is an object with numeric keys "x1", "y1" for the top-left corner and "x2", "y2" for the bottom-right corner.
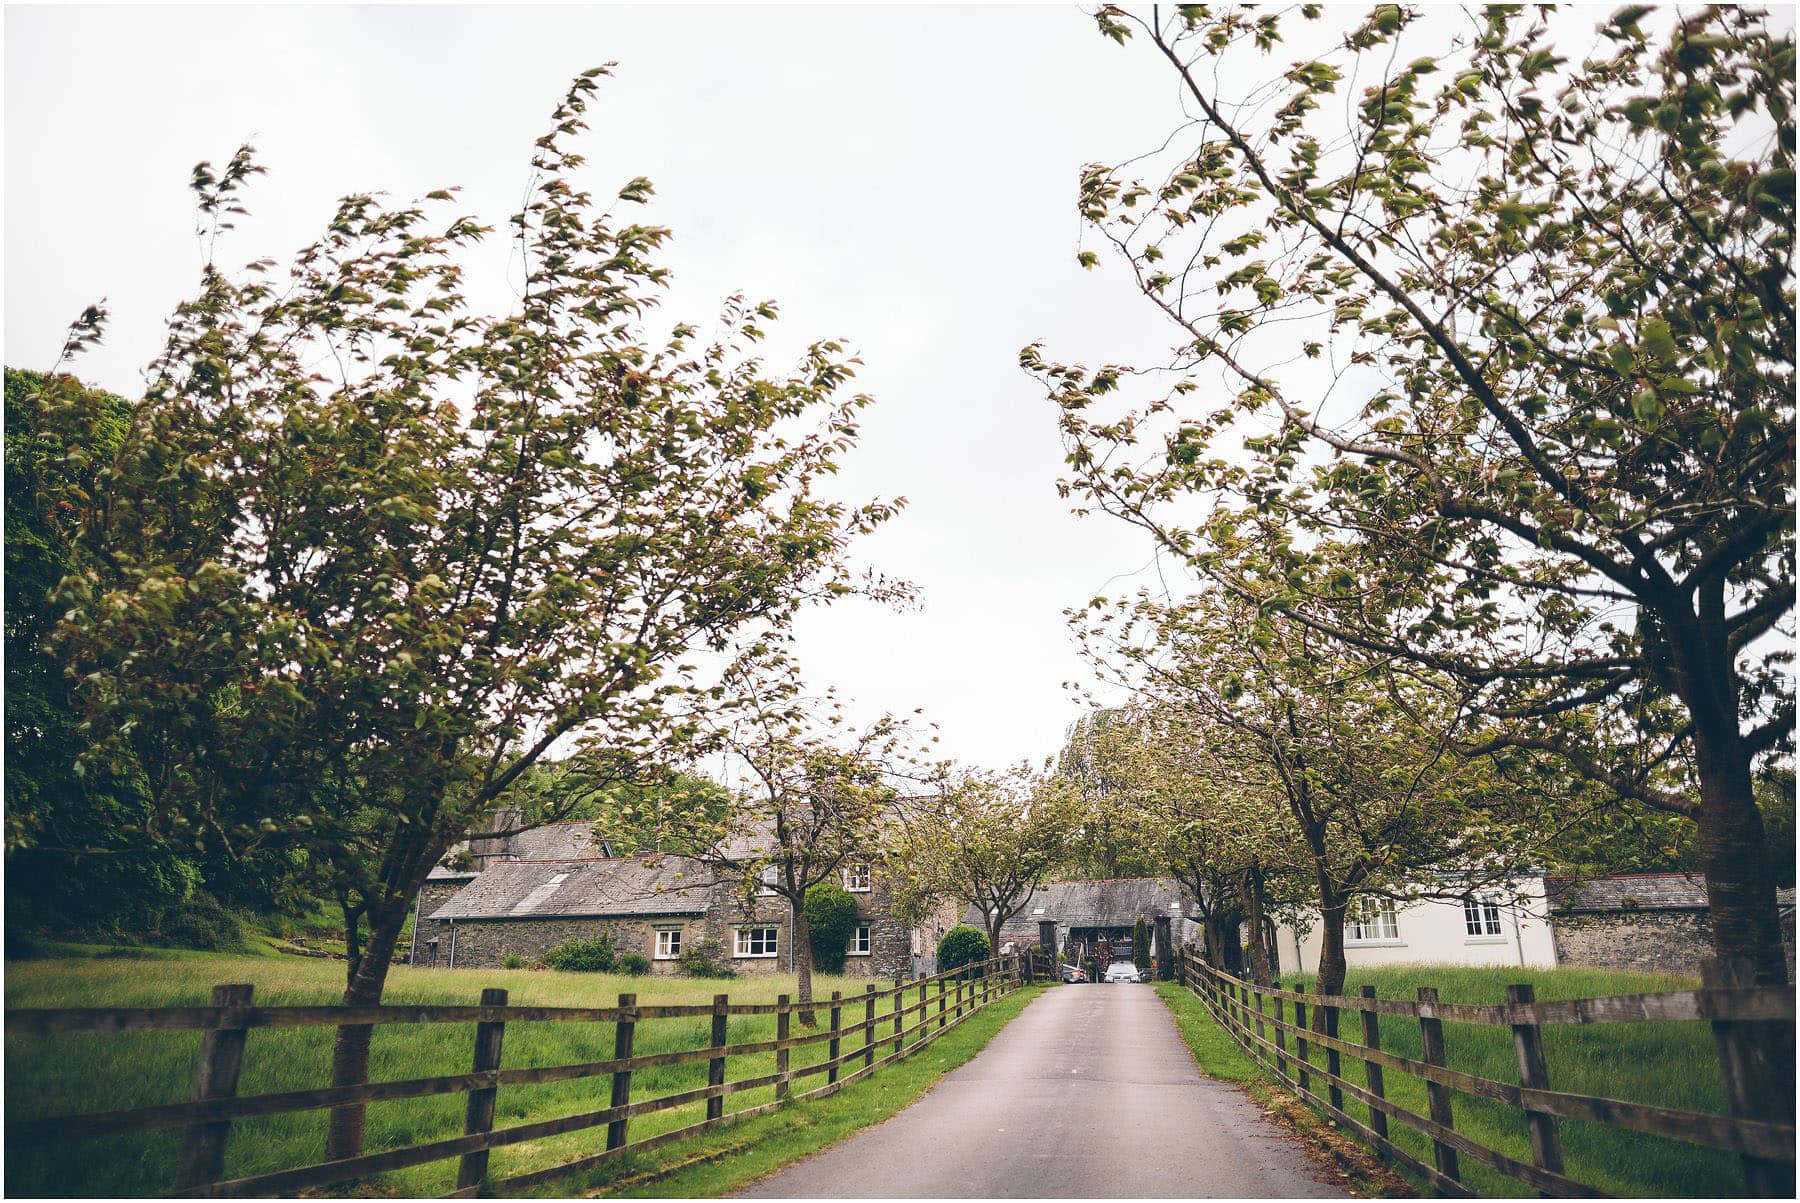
[{"x1": 1273, "y1": 877, "x2": 1558, "y2": 975}]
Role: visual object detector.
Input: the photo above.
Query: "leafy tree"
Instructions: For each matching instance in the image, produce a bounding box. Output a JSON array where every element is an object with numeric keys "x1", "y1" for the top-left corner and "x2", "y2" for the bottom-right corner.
[
  {"x1": 43, "y1": 68, "x2": 898, "y2": 1156},
  {"x1": 1132, "y1": 916, "x2": 1151, "y2": 973},
  {"x1": 1052, "y1": 710, "x2": 1172, "y2": 880},
  {"x1": 805, "y1": 881, "x2": 859, "y2": 975},
  {"x1": 887, "y1": 765, "x2": 1083, "y2": 959},
  {"x1": 628, "y1": 663, "x2": 914, "y2": 1024},
  {"x1": 1034, "y1": 5, "x2": 1794, "y2": 986},
  {"x1": 936, "y1": 925, "x2": 989, "y2": 973}
]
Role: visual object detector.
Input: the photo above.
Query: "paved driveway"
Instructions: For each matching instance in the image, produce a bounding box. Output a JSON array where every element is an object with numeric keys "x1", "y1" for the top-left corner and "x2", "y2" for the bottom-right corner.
[{"x1": 735, "y1": 982, "x2": 1348, "y2": 1198}]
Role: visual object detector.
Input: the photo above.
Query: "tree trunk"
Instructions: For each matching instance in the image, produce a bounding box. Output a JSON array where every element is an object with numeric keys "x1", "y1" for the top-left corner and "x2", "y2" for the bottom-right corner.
[
  {"x1": 1220, "y1": 906, "x2": 1245, "y2": 976},
  {"x1": 1313, "y1": 895, "x2": 1348, "y2": 1034},
  {"x1": 792, "y1": 895, "x2": 817, "y2": 1027},
  {"x1": 324, "y1": 900, "x2": 407, "y2": 1161},
  {"x1": 1240, "y1": 869, "x2": 1272, "y2": 986}
]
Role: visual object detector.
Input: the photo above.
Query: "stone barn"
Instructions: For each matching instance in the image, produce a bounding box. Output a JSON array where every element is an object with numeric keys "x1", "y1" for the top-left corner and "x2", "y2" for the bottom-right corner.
[
  {"x1": 1547, "y1": 872, "x2": 1796, "y2": 979},
  {"x1": 962, "y1": 877, "x2": 1201, "y2": 966}
]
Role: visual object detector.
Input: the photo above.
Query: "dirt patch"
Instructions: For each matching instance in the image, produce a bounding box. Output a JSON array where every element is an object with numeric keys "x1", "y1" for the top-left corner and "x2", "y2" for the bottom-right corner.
[{"x1": 1234, "y1": 1079, "x2": 1413, "y2": 1197}]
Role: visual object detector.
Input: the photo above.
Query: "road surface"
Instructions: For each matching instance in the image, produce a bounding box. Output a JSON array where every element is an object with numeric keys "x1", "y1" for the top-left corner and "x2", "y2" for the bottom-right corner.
[{"x1": 735, "y1": 982, "x2": 1349, "y2": 1198}]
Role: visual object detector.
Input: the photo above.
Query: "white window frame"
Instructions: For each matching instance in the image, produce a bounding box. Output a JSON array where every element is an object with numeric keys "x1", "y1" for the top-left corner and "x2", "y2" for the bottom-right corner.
[
  {"x1": 757, "y1": 865, "x2": 779, "y2": 897},
  {"x1": 735, "y1": 926, "x2": 780, "y2": 958},
  {"x1": 1345, "y1": 897, "x2": 1400, "y2": 944},
  {"x1": 653, "y1": 925, "x2": 683, "y2": 960},
  {"x1": 849, "y1": 923, "x2": 871, "y2": 957},
  {"x1": 1463, "y1": 895, "x2": 1505, "y2": 941},
  {"x1": 843, "y1": 862, "x2": 872, "y2": 893}
]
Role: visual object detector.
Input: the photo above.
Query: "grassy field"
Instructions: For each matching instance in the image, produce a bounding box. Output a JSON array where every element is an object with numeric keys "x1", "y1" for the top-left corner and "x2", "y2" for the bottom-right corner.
[
  {"x1": 5, "y1": 948, "x2": 1032, "y2": 1197},
  {"x1": 1156, "y1": 963, "x2": 1750, "y2": 1198}
]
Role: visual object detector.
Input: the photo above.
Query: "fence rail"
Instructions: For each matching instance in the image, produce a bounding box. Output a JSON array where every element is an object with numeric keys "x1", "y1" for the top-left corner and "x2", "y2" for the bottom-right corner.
[
  {"x1": 6, "y1": 950, "x2": 1047, "y2": 1197},
  {"x1": 1179, "y1": 949, "x2": 1796, "y2": 1198}
]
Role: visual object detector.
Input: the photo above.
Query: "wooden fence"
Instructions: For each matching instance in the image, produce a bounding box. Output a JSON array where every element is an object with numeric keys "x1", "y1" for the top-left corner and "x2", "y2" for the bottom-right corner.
[
  {"x1": 1180, "y1": 949, "x2": 1796, "y2": 1198},
  {"x1": 6, "y1": 952, "x2": 1042, "y2": 1197}
]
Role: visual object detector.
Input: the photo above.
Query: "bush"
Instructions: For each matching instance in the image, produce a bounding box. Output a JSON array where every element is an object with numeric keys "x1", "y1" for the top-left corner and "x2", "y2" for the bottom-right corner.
[
  {"x1": 937, "y1": 925, "x2": 989, "y2": 973},
  {"x1": 1133, "y1": 918, "x2": 1151, "y2": 973},
  {"x1": 618, "y1": 952, "x2": 650, "y2": 976},
  {"x1": 156, "y1": 895, "x2": 246, "y2": 952},
  {"x1": 806, "y1": 882, "x2": 859, "y2": 975},
  {"x1": 502, "y1": 954, "x2": 524, "y2": 970},
  {"x1": 540, "y1": 935, "x2": 615, "y2": 972},
  {"x1": 677, "y1": 938, "x2": 736, "y2": 979}
]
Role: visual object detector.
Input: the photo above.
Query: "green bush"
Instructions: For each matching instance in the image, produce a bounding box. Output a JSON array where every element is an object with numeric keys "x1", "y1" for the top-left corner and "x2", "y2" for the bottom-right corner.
[
  {"x1": 540, "y1": 935, "x2": 615, "y2": 973},
  {"x1": 502, "y1": 954, "x2": 524, "y2": 970},
  {"x1": 937, "y1": 925, "x2": 989, "y2": 973},
  {"x1": 677, "y1": 938, "x2": 736, "y2": 979},
  {"x1": 1133, "y1": 918, "x2": 1151, "y2": 972},
  {"x1": 155, "y1": 896, "x2": 245, "y2": 952},
  {"x1": 618, "y1": 952, "x2": 650, "y2": 976},
  {"x1": 806, "y1": 882, "x2": 860, "y2": 974}
]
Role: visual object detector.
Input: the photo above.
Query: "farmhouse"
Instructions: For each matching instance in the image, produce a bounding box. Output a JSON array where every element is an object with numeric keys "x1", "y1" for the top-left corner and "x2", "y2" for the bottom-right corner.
[
  {"x1": 410, "y1": 814, "x2": 930, "y2": 978},
  {"x1": 963, "y1": 876, "x2": 1203, "y2": 964}
]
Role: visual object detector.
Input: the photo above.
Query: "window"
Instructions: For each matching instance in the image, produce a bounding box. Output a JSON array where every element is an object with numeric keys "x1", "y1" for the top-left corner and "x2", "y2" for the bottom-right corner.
[
  {"x1": 849, "y1": 923, "x2": 871, "y2": 956},
  {"x1": 757, "y1": 866, "x2": 778, "y2": 896},
  {"x1": 843, "y1": 862, "x2": 872, "y2": 893},
  {"x1": 1463, "y1": 895, "x2": 1503, "y2": 938},
  {"x1": 735, "y1": 926, "x2": 779, "y2": 958},
  {"x1": 654, "y1": 926, "x2": 683, "y2": 960},
  {"x1": 1346, "y1": 897, "x2": 1399, "y2": 942}
]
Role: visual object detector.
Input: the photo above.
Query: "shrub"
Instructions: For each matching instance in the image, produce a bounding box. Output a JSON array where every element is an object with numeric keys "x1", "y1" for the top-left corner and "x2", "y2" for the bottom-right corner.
[
  {"x1": 618, "y1": 952, "x2": 651, "y2": 976},
  {"x1": 806, "y1": 882, "x2": 859, "y2": 975},
  {"x1": 540, "y1": 934, "x2": 615, "y2": 973},
  {"x1": 678, "y1": 938, "x2": 736, "y2": 979},
  {"x1": 156, "y1": 895, "x2": 246, "y2": 952},
  {"x1": 937, "y1": 925, "x2": 989, "y2": 973},
  {"x1": 502, "y1": 954, "x2": 524, "y2": 970},
  {"x1": 1133, "y1": 918, "x2": 1151, "y2": 972}
]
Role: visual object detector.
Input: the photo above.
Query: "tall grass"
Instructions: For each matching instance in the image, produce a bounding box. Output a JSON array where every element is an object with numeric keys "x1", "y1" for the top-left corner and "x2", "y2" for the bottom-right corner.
[
  {"x1": 1169, "y1": 963, "x2": 1747, "y2": 1198},
  {"x1": 5, "y1": 949, "x2": 949, "y2": 1196}
]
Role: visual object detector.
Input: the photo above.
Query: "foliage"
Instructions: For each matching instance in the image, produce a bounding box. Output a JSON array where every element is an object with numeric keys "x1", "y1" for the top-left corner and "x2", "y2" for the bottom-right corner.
[
  {"x1": 502, "y1": 954, "x2": 524, "y2": 970},
  {"x1": 936, "y1": 925, "x2": 989, "y2": 973},
  {"x1": 617, "y1": 952, "x2": 651, "y2": 976},
  {"x1": 540, "y1": 935, "x2": 616, "y2": 973},
  {"x1": 1034, "y1": 4, "x2": 1796, "y2": 984},
  {"x1": 887, "y1": 765, "x2": 1081, "y2": 958},
  {"x1": 154, "y1": 895, "x2": 247, "y2": 953},
  {"x1": 1132, "y1": 917, "x2": 1150, "y2": 972},
  {"x1": 805, "y1": 882, "x2": 860, "y2": 975},
  {"x1": 1052, "y1": 710, "x2": 1167, "y2": 879},
  {"x1": 676, "y1": 938, "x2": 737, "y2": 979}
]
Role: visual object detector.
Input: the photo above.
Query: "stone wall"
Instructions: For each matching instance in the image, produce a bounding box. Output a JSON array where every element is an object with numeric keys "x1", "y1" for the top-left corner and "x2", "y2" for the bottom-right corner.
[
  {"x1": 443, "y1": 915, "x2": 706, "y2": 974},
  {"x1": 410, "y1": 880, "x2": 469, "y2": 968},
  {"x1": 1550, "y1": 909, "x2": 1710, "y2": 976}
]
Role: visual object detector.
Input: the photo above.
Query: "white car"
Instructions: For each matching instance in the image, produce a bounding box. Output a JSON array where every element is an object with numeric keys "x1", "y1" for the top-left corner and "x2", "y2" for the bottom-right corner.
[{"x1": 1103, "y1": 961, "x2": 1143, "y2": 984}]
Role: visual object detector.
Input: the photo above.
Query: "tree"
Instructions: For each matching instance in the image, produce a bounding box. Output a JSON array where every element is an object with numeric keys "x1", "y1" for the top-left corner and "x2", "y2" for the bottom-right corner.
[
  {"x1": 1053, "y1": 710, "x2": 1172, "y2": 880},
  {"x1": 805, "y1": 881, "x2": 859, "y2": 975},
  {"x1": 43, "y1": 68, "x2": 900, "y2": 1156},
  {"x1": 630, "y1": 666, "x2": 914, "y2": 1024},
  {"x1": 1032, "y1": 5, "x2": 1794, "y2": 986},
  {"x1": 936, "y1": 925, "x2": 989, "y2": 973},
  {"x1": 1132, "y1": 916, "x2": 1151, "y2": 973},
  {"x1": 887, "y1": 765, "x2": 1083, "y2": 959}
]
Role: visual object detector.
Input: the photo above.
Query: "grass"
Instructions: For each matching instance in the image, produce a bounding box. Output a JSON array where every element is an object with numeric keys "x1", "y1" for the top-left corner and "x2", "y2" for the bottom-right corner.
[
  {"x1": 5, "y1": 948, "x2": 1032, "y2": 1197},
  {"x1": 1157, "y1": 964, "x2": 1750, "y2": 1198}
]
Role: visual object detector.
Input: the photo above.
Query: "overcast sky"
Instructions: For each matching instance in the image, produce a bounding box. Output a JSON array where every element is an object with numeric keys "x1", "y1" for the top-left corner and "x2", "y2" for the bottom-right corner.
[{"x1": 3, "y1": 3, "x2": 1217, "y2": 772}]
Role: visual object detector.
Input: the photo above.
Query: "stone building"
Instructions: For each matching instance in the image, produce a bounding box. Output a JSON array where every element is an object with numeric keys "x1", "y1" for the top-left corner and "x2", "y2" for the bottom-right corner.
[
  {"x1": 1546, "y1": 872, "x2": 1797, "y2": 979},
  {"x1": 962, "y1": 877, "x2": 1202, "y2": 965},
  {"x1": 409, "y1": 816, "x2": 922, "y2": 979}
]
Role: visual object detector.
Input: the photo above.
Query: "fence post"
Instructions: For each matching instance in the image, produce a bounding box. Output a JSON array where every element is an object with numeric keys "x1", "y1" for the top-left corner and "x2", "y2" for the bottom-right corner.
[
  {"x1": 173, "y1": 983, "x2": 253, "y2": 1192},
  {"x1": 606, "y1": 992, "x2": 637, "y2": 1151},
  {"x1": 826, "y1": 991, "x2": 843, "y2": 1085},
  {"x1": 455, "y1": 987, "x2": 509, "y2": 1190},
  {"x1": 707, "y1": 992, "x2": 730, "y2": 1122},
  {"x1": 1252, "y1": 978, "x2": 1268, "y2": 1050},
  {"x1": 1293, "y1": 994, "x2": 1311, "y2": 1096},
  {"x1": 1703, "y1": 957, "x2": 1795, "y2": 1198},
  {"x1": 775, "y1": 994, "x2": 791, "y2": 1100},
  {"x1": 863, "y1": 984, "x2": 876, "y2": 1069},
  {"x1": 893, "y1": 982, "x2": 905, "y2": 1054},
  {"x1": 1359, "y1": 985, "x2": 1387, "y2": 1140},
  {"x1": 1505, "y1": 983, "x2": 1563, "y2": 1191},
  {"x1": 937, "y1": 975, "x2": 947, "y2": 1030},
  {"x1": 918, "y1": 977, "x2": 929, "y2": 1043},
  {"x1": 1272, "y1": 981, "x2": 1290, "y2": 1081},
  {"x1": 1417, "y1": 985, "x2": 1460, "y2": 1184},
  {"x1": 1324, "y1": 994, "x2": 1344, "y2": 1112}
]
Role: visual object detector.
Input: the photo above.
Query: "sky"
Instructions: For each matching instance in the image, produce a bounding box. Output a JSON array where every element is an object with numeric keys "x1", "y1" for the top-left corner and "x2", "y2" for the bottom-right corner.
[{"x1": 5, "y1": 3, "x2": 1200, "y2": 773}]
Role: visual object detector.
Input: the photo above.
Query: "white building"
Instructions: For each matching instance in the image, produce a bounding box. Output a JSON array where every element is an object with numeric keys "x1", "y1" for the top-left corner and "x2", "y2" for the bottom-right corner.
[{"x1": 1273, "y1": 876, "x2": 1558, "y2": 975}]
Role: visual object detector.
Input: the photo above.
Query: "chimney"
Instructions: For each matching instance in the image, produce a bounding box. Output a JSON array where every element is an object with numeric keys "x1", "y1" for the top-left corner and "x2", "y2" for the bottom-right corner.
[{"x1": 469, "y1": 806, "x2": 524, "y2": 870}]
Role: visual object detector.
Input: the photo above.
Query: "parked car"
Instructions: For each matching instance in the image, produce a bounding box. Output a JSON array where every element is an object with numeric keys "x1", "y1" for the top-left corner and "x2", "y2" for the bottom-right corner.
[
  {"x1": 1060, "y1": 963, "x2": 1087, "y2": 983},
  {"x1": 1103, "y1": 961, "x2": 1144, "y2": 984}
]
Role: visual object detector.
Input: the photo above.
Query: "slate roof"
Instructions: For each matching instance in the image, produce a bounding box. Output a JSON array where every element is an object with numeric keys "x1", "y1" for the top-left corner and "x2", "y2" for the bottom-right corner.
[
  {"x1": 502, "y1": 821, "x2": 608, "y2": 861},
  {"x1": 429, "y1": 855, "x2": 714, "y2": 921},
  {"x1": 963, "y1": 877, "x2": 1198, "y2": 938},
  {"x1": 1545, "y1": 873, "x2": 1709, "y2": 912}
]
